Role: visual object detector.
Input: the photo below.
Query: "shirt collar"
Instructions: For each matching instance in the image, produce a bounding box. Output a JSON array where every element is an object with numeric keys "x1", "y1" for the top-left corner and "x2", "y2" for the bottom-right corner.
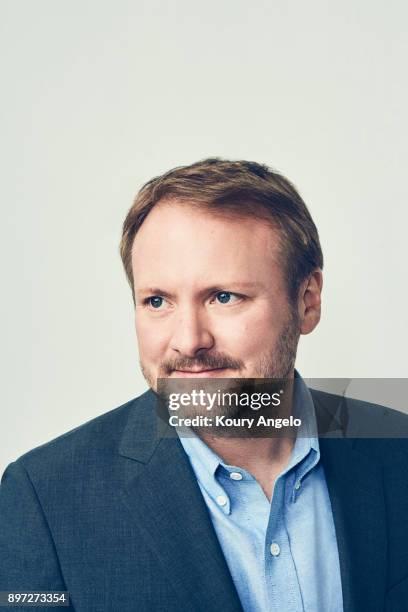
[{"x1": 178, "y1": 371, "x2": 320, "y2": 502}]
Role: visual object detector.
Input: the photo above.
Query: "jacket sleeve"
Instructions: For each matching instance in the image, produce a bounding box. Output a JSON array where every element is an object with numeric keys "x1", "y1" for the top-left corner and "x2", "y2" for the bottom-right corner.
[{"x1": 0, "y1": 460, "x2": 73, "y2": 609}]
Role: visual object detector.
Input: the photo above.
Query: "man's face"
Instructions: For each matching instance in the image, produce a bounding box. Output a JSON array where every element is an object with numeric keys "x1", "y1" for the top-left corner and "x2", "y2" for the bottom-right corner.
[{"x1": 132, "y1": 200, "x2": 301, "y2": 391}]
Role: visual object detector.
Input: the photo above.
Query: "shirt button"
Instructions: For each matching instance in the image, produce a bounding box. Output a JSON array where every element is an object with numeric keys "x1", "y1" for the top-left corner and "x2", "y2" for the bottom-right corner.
[
  {"x1": 294, "y1": 480, "x2": 301, "y2": 490},
  {"x1": 230, "y1": 472, "x2": 243, "y2": 481},
  {"x1": 270, "y1": 542, "x2": 281, "y2": 557},
  {"x1": 216, "y1": 495, "x2": 228, "y2": 507}
]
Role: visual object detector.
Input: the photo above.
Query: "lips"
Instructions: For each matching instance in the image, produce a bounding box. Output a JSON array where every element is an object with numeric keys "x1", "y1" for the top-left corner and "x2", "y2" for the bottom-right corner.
[{"x1": 171, "y1": 368, "x2": 228, "y2": 378}]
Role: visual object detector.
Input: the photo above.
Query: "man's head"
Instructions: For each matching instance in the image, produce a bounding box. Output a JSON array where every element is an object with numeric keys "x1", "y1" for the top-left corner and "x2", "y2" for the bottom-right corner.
[{"x1": 120, "y1": 158, "x2": 323, "y2": 391}]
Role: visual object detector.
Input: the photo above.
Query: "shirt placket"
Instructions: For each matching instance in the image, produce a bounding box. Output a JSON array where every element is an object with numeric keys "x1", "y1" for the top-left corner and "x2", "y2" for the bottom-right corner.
[{"x1": 264, "y1": 473, "x2": 304, "y2": 612}]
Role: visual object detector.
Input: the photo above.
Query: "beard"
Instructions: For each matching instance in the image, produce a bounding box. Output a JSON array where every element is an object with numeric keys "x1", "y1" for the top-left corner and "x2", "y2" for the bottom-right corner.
[
  {"x1": 140, "y1": 307, "x2": 300, "y2": 422},
  {"x1": 248, "y1": 310, "x2": 300, "y2": 380}
]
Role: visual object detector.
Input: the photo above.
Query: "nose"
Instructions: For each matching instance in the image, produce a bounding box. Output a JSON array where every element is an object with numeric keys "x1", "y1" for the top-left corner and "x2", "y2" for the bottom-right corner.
[{"x1": 170, "y1": 305, "x2": 214, "y2": 358}]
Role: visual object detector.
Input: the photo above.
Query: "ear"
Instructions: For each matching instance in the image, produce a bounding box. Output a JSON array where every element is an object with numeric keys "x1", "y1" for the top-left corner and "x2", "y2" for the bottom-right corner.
[{"x1": 298, "y1": 269, "x2": 323, "y2": 335}]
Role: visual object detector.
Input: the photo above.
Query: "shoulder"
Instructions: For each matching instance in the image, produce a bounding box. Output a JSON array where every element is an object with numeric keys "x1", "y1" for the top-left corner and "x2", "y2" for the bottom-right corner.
[
  {"x1": 310, "y1": 387, "x2": 408, "y2": 424},
  {"x1": 3, "y1": 390, "x2": 154, "y2": 481},
  {"x1": 310, "y1": 388, "x2": 408, "y2": 464}
]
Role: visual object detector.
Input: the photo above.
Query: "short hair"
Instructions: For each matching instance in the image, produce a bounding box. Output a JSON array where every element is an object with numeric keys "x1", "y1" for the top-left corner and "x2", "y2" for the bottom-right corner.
[{"x1": 120, "y1": 158, "x2": 323, "y2": 305}]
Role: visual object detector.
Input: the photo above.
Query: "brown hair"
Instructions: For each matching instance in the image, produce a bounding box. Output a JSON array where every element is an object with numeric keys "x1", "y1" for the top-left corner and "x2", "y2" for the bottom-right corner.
[{"x1": 120, "y1": 158, "x2": 323, "y2": 305}]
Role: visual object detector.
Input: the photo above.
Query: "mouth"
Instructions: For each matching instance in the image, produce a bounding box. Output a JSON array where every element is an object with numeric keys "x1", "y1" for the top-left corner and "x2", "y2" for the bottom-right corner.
[{"x1": 170, "y1": 368, "x2": 230, "y2": 378}]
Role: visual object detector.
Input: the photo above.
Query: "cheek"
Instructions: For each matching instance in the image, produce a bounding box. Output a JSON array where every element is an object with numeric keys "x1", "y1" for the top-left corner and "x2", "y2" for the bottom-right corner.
[{"x1": 225, "y1": 305, "x2": 286, "y2": 352}]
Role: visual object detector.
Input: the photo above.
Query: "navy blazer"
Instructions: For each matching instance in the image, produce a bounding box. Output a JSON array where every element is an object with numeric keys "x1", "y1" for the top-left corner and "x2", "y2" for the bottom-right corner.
[{"x1": 1, "y1": 389, "x2": 408, "y2": 612}]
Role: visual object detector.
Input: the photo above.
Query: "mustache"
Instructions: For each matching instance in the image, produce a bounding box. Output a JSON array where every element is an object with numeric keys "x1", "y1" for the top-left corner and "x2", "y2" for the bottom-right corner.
[{"x1": 159, "y1": 352, "x2": 245, "y2": 375}]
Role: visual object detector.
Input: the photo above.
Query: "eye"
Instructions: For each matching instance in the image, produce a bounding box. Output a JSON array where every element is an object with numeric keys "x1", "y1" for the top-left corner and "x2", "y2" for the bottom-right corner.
[
  {"x1": 146, "y1": 296, "x2": 167, "y2": 309},
  {"x1": 214, "y1": 291, "x2": 240, "y2": 304}
]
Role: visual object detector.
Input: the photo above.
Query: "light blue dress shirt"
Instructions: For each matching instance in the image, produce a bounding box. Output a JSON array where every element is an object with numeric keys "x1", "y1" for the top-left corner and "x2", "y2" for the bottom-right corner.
[{"x1": 178, "y1": 374, "x2": 343, "y2": 612}]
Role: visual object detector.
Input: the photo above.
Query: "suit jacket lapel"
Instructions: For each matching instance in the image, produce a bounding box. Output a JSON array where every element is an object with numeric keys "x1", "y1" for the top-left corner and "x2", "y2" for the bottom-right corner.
[
  {"x1": 313, "y1": 391, "x2": 387, "y2": 612},
  {"x1": 118, "y1": 391, "x2": 243, "y2": 612}
]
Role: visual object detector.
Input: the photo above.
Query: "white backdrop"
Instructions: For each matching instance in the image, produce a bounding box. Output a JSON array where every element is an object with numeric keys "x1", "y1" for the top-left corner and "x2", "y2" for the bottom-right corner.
[{"x1": 1, "y1": 0, "x2": 407, "y2": 475}]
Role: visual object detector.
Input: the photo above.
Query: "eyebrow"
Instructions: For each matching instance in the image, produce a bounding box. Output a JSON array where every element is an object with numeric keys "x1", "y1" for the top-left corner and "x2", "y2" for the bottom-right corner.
[
  {"x1": 135, "y1": 282, "x2": 264, "y2": 300},
  {"x1": 136, "y1": 288, "x2": 176, "y2": 300}
]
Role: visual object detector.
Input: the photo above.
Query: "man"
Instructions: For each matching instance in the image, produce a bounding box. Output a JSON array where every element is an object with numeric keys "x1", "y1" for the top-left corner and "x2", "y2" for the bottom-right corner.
[{"x1": 1, "y1": 158, "x2": 408, "y2": 612}]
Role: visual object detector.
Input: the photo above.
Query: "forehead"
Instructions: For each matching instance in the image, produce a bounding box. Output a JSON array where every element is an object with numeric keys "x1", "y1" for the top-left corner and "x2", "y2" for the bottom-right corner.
[{"x1": 131, "y1": 201, "x2": 286, "y2": 293}]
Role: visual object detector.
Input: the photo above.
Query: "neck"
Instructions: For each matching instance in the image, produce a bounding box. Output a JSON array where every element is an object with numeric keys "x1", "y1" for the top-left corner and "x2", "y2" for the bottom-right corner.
[
  {"x1": 196, "y1": 373, "x2": 297, "y2": 500},
  {"x1": 198, "y1": 433, "x2": 294, "y2": 502}
]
